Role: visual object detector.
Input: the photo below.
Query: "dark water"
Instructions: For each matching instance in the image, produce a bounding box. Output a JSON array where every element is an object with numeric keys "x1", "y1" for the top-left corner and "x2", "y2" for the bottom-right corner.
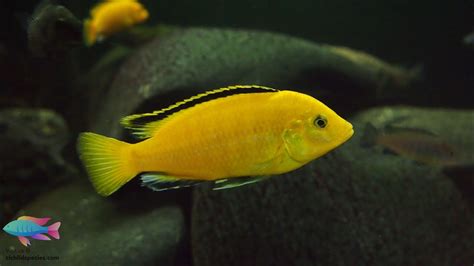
[{"x1": 0, "y1": 0, "x2": 472, "y2": 265}]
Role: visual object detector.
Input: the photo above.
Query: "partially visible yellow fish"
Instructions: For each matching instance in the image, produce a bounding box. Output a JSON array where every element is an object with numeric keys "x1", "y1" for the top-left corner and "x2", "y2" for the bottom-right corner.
[
  {"x1": 83, "y1": 0, "x2": 149, "y2": 46},
  {"x1": 77, "y1": 85, "x2": 354, "y2": 196}
]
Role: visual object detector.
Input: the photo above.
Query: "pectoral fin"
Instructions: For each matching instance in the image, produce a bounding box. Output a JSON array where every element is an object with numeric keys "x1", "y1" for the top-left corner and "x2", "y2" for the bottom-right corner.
[
  {"x1": 140, "y1": 173, "x2": 204, "y2": 191},
  {"x1": 282, "y1": 124, "x2": 309, "y2": 163},
  {"x1": 212, "y1": 176, "x2": 269, "y2": 190},
  {"x1": 18, "y1": 236, "x2": 30, "y2": 247}
]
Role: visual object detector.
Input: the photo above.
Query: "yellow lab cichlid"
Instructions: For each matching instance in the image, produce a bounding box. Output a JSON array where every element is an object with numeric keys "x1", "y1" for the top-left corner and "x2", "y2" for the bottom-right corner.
[
  {"x1": 77, "y1": 85, "x2": 354, "y2": 196},
  {"x1": 83, "y1": 0, "x2": 149, "y2": 46}
]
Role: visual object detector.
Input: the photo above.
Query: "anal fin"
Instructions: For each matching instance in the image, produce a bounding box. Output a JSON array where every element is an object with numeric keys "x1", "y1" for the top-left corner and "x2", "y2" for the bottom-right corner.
[
  {"x1": 31, "y1": 233, "x2": 51, "y2": 241},
  {"x1": 141, "y1": 173, "x2": 204, "y2": 191},
  {"x1": 212, "y1": 176, "x2": 269, "y2": 190}
]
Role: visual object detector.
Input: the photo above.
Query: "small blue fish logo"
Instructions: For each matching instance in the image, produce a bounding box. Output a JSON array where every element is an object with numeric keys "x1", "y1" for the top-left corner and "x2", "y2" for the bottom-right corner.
[{"x1": 2, "y1": 216, "x2": 61, "y2": 247}]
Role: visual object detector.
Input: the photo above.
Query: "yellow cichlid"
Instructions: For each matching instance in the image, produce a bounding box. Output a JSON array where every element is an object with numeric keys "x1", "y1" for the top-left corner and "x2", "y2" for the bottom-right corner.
[
  {"x1": 77, "y1": 85, "x2": 354, "y2": 196},
  {"x1": 83, "y1": 0, "x2": 149, "y2": 46}
]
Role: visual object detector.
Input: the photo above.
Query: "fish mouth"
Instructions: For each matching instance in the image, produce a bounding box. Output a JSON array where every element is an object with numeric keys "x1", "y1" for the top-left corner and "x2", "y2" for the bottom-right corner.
[
  {"x1": 342, "y1": 126, "x2": 354, "y2": 142},
  {"x1": 348, "y1": 127, "x2": 354, "y2": 136}
]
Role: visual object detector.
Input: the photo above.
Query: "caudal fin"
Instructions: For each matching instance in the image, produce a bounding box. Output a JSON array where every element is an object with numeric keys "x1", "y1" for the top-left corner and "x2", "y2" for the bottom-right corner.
[
  {"x1": 77, "y1": 132, "x2": 137, "y2": 196},
  {"x1": 47, "y1": 222, "x2": 61, "y2": 239}
]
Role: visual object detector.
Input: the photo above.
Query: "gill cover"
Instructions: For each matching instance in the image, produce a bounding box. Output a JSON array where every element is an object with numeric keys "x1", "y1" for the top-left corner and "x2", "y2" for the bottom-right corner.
[{"x1": 283, "y1": 119, "x2": 317, "y2": 163}]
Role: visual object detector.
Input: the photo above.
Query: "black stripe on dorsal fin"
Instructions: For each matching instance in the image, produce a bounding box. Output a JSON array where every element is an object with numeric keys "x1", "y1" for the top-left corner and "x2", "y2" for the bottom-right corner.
[{"x1": 120, "y1": 85, "x2": 279, "y2": 139}]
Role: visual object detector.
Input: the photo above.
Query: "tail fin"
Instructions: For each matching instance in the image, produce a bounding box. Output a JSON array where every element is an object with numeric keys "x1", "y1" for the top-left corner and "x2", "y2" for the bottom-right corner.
[
  {"x1": 83, "y1": 19, "x2": 96, "y2": 46},
  {"x1": 47, "y1": 222, "x2": 61, "y2": 239},
  {"x1": 77, "y1": 132, "x2": 137, "y2": 196}
]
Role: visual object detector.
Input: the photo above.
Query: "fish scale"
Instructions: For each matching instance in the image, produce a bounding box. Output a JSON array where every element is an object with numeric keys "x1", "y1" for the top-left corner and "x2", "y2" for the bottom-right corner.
[
  {"x1": 77, "y1": 85, "x2": 353, "y2": 196},
  {"x1": 135, "y1": 94, "x2": 280, "y2": 177},
  {"x1": 10, "y1": 221, "x2": 46, "y2": 236}
]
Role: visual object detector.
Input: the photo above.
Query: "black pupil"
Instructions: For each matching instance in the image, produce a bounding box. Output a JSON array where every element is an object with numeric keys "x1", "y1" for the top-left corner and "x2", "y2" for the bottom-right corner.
[{"x1": 316, "y1": 118, "x2": 326, "y2": 128}]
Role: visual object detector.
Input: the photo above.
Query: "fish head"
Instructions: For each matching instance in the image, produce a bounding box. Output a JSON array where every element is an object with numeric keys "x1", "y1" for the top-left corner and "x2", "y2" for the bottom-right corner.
[
  {"x1": 283, "y1": 94, "x2": 353, "y2": 163},
  {"x1": 130, "y1": 3, "x2": 149, "y2": 22},
  {"x1": 2, "y1": 221, "x2": 17, "y2": 236}
]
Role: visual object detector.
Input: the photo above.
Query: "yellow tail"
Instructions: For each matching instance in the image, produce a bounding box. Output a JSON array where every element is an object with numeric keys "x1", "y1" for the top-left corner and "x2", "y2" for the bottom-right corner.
[{"x1": 77, "y1": 132, "x2": 137, "y2": 196}]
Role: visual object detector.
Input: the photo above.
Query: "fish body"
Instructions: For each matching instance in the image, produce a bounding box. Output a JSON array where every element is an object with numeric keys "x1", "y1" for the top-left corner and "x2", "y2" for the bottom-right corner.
[
  {"x1": 3, "y1": 216, "x2": 61, "y2": 247},
  {"x1": 77, "y1": 85, "x2": 354, "y2": 196},
  {"x1": 376, "y1": 132, "x2": 456, "y2": 165},
  {"x1": 4, "y1": 220, "x2": 48, "y2": 237},
  {"x1": 84, "y1": 0, "x2": 149, "y2": 46},
  {"x1": 362, "y1": 122, "x2": 458, "y2": 166}
]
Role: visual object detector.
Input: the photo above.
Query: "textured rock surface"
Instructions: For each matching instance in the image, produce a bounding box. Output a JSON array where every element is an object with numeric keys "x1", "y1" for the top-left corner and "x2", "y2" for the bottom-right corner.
[
  {"x1": 0, "y1": 108, "x2": 69, "y2": 166},
  {"x1": 191, "y1": 107, "x2": 474, "y2": 266},
  {"x1": 0, "y1": 181, "x2": 185, "y2": 266},
  {"x1": 0, "y1": 108, "x2": 74, "y2": 226},
  {"x1": 89, "y1": 27, "x2": 416, "y2": 138}
]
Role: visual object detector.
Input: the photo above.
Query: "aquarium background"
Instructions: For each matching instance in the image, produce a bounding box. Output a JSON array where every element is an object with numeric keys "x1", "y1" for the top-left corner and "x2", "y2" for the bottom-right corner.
[{"x1": 0, "y1": 0, "x2": 473, "y2": 265}]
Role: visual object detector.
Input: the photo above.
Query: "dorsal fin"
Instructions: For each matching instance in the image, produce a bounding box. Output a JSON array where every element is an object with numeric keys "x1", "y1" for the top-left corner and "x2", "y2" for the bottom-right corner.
[
  {"x1": 18, "y1": 216, "x2": 51, "y2": 226},
  {"x1": 120, "y1": 85, "x2": 278, "y2": 139}
]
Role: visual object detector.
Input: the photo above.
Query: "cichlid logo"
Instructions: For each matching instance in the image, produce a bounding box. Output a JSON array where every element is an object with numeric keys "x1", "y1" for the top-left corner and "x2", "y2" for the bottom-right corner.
[{"x1": 2, "y1": 216, "x2": 61, "y2": 247}]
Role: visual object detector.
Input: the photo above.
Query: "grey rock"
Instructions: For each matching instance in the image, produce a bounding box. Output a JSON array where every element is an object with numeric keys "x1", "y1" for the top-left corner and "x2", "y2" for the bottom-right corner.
[
  {"x1": 0, "y1": 108, "x2": 69, "y2": 163},
  {"x1": 0, "y1": 108, "x2": 74, "y2": 225},
  {"x1": 0, "y1": 181, "x2": 185, "y2": 266},
  {"x1": 27, "y1": 0, "x2": 82, "y2": 58},
  {"x1": 88, "y1": 27, "x2": 416, "y2": 137},
  {"x1": 191, "y1": 107, "x2": 474, "y2": 266}
]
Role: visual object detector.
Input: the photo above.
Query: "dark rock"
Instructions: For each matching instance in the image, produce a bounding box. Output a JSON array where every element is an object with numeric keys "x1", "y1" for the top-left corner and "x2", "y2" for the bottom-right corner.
[
  {"x1": 0, "y1": 181, "x2": 185, "y2": 266},
  {"x1": 27, "y1": 0, "x2": 82, "y2": 58},
  {"x1": 0, "y1": 108, "x2": 69, "y2": 162},
  {"x1": 191, "y1": 107, "x2": 474, "y2": 266},
  {"x1": 88, "y1": 27, "x2": 417, "y2": 138},
  {"x1": 0, "y1": 108, "x2": 75, "y2": 225}
]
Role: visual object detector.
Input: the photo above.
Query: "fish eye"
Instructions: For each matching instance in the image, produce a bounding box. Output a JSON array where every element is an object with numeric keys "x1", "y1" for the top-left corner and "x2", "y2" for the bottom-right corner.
[{"x1": 314, "y1": 115, "x2": 327, "y2": 128}]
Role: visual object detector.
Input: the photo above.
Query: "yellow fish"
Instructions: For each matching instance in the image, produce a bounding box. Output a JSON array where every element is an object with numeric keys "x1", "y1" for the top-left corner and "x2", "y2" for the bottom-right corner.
[
  {"x1": 83, "y1": 0, "x2": 149, "y2": 46},
  {"x1": 77, "y1": 85, "x2": 354, "y2": 196}
]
